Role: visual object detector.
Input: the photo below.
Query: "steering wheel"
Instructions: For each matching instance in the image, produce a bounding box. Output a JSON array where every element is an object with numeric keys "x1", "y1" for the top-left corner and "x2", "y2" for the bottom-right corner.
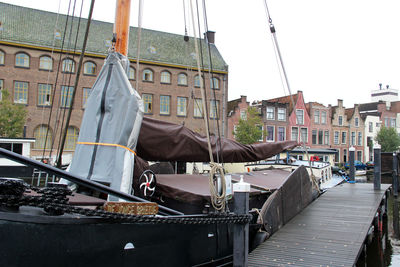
[{"x1": 138, "y1": 170, "x2": 157, "y2": 198}]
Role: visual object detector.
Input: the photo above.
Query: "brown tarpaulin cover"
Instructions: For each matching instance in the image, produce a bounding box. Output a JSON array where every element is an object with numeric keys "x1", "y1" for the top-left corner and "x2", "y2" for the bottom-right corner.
[{"x1": 136, "y1": 117, "x2": 298, "y2": 163}]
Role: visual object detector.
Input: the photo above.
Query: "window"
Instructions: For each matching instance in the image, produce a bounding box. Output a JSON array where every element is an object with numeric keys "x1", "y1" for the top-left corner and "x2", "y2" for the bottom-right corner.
[
  {"x1": 240, "y1": 110, "x2": 247, "y2": 120},
  {"x1": 0, "y1": 79, "x2": 3, "y2": 101},
  {"x1": 39, "y1": 56, "x2": 52, "y2": 70},
  {"x1": 178, "y1": 73, "x2": 187, "y2": 85},
  {"x1": 343, "y1": 149, "x2": 347, "y2": 162},
  {"x1": 266, "y1": 126, "x2": 274, "y2": 141},
  {"x1": 318, "y1": 130, "x2": 323, "y2": 145},
  {"x1": 160, "y1": 95, "x2": 170, "y2": 115},
  {"x1": 314, "y1": 110, "x2": 320, "y2": 124},
  {"x1": 194, "y1": 98, "x2": 203, "y2": 117},
  {"x1": 357, "y1": 132, "x2": 362, "y2": 146},
  {"x1": 369, "y1": 122, "x2": 373, "y2": 133},
  {"x1": 177, "y1": 97, "x2": 187, "y2": 116},
  {"x1": 33, "y1": 125, "x2": 52, "y2": 149},
  {"x1": 128, "y1": 67, "x2": 135, "y2": 80},
  {"x1": 357, "y1": 151, "x2": 362, "y2": 162},
  {"x1": 351, "y1": 132, "x2": 355, "y2": 146},
  {"x1": 0, "y1": 50, "x2": 4, "y2": 65},
  {"x1": 278, "y1": 127, "x2": 285, "y2": 141},
  {"x1": 60, "y1": 86, "x2": 74, "y2": 108},
  {"x1": 257, "y1": 125, "x2": 264, "y2": 142},
  {"x1": 291, "y1": 127, "x2": 299, "y2": 141},
  {"x1": 160, "y1": 71, "x2": 171, "y2": 84},
  {"x1": 211, "y1": 77, "x2": 219, "y2": 89},
  {"x1": 142, "y1": 94, "x2": 153, "y2": 113},
  {"x1": 15, "y1": 52, "x2": 29, "y2": 68},
  {"x1": 341, "y1": 132, "x2": 347, "y2": 144},
  {"x1": 266, "y1": 107, "x2": 275, "y2": 120},
  {"x1": 321, "y1": 111, "x2": 327, "y2": 124},
  {"x1": 312, "y1": 130, "x2": 317, "y2": 144},
  {"x1": 339, "y1": 115, "x2": 343, "y2": 126},
  {"x1": 37, "y1": 83, "x2": 52, "y2": 106},
  {"x1": 83, "y1": 61, "x2": 96, "y2": 75},
  {"x1": 62, "y1": 58, "x2": 75, "y2": 73},
  {"x1": 355, "y1": 117, "x2": 359, "y2": 127},
  {"x1": 233, "y1": 125, "x2": 238, "y2": 138},
  {"x1": 210, "y1": 100, "x2": 219, "y2": 119},
  {"x1": 334, "y1": 131, "x2": 339, "y2": 145},
  {"x1": 143, "y1": 69, "x2": 153, "y2": 82},
  {"x1": 82, "y1": 88, "x2": 91, "y2": 109},
  {"x1": 14, "y1": 81, "x2": 28, "y2": 104},
  {"x1": 277, "y1": 108, "x2": 286, "y2": 121},
  {"x1": 194, "y1": 75, "x2": 201, "y2": 87},
  {"x1": 391, "y1": 118, "x2": 396, "y2": 128},
  {"x1": 300, "y1": 128, "x2": 308, "y2": 143},
  {"x1": 384, "y1": 118, "x2": 389, "y2": 127},
  {"x1": 64, "y1": 126, "x2": 79, "y2": 151},
  {"x1": 296, "y1": 110, "x2": 304, "y2": 125},
  {"x1": 324, "y1": 131, "x2": 329, "y2": 145}
]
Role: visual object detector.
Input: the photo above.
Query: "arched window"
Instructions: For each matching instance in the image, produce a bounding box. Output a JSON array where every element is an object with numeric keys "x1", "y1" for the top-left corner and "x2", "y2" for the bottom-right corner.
[
  {"x1": 142, "y1": 69, "x2": 153, "y2": 82},
  {"x1": 83, "y1": 61, "x2": 96, "y2": 75},
  {"x1": 178, "y1": 73, "x2": 187, "y2": 86},
  {"x1": 34, "y1": 125, "x2": 52, "y2": 149},
  {"x1": 211, "y1": 77, "x2": 220, "y2": 89},
  {"x1": 194, "y1": 75, "x2": 201, "y2": 87},
  {"x1": 15, "y1": 52, "x2": 29, "y2": 68},
  {"x1": 128, "y1": 66, "x2": 135, "y2": 80},
  {"x1": 64, "y1": 126, "x2": 79, "y2": 151},
  {"x1": 39, "y1": 56, "x2": 53, "y2": 70},
  {"x1": 62, "y1": 58, "x2": 75, "y2": 73},
  {"x1": 0, "y1": 50, "x2": 4, "y2": 65},
  {"x1": 160, "y1": 71, "x2": 171, "y2": 84}
]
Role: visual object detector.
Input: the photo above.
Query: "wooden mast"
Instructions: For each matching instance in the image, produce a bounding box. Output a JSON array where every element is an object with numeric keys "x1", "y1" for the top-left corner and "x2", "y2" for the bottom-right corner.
[{"x1": 114, "y1": 0, "x2": 131, "y2": 56}]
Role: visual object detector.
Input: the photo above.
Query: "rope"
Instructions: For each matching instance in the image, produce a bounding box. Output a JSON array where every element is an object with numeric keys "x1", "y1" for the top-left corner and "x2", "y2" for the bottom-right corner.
[{"x1": 77, "y1": 141, "x2": 137, "y2": 155}]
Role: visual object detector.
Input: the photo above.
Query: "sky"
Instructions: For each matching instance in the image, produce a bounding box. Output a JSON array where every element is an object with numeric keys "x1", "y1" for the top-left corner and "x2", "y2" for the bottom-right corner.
[{"x1": 4, "y1": 0, "x2": 400, "y2": 107}]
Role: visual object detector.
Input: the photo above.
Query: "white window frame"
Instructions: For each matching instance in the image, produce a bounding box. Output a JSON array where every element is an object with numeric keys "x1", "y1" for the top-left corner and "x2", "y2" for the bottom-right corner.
[
  {"x1": 341, "y1": 131, "x2": 347, "y2": 145},
  {"x1": 314, "y1": 110, "x2": 320, "y2": 124},
  {"x1": 266, "y1": 107, "x2": 275, "y2": 120},
  {"x1": 321, "y1": 111, "x2": 327, "y2": 124},
  {"x1": 277, "y1": 108, "x2": 286, "y2": 121},
  {"x1": 296, "y1": 109, "x2": 304, "y2": 125},
  {"x1": 300, "y1": 127, "x2": 308, "y2": 144},
  {"x1": 291, "y1": 127, "x2": 299, "y2": 142},
  {"x1": 334, "y1": 131, "x2": 339, "y2": 145},
  {"x1": 277, "y1": 126, "x2": 286, "y2": 141},
  {"x1": 266, "y1": 125, "x2": 275, "y2": 142}
]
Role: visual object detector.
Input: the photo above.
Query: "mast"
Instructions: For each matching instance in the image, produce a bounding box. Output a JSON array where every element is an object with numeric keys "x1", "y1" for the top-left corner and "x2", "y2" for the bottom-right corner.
[{"x1": 114, "y1": 0, "x2": 131, "y2": 56}]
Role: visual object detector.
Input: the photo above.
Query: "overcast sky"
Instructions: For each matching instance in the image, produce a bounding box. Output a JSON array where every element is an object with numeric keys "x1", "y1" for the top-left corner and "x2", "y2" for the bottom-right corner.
[{"x1": 4, "y1": 0, "x2": 400, "y2": 107}]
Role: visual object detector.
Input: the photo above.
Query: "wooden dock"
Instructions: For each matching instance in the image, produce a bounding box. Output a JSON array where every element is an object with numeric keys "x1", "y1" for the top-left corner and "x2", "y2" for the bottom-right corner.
[{"x1": 248, "y1": 183, "x2": 391, "y2": 267}]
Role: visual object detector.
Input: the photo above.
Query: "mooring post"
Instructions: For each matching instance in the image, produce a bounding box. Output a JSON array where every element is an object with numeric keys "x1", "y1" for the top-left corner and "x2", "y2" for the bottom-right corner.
[
  {"x1": 374, "y1": 144, "x2": 381, "y2": 190},
  {"x1": 349, "y1": 146, "x2": 355, "y2": 182},
  {"x1": 393, "y1": 152, "x2": 399, "y2": 197},
  {"x1": 233, "y1": 175, "x2": 250, "y2": 267}
]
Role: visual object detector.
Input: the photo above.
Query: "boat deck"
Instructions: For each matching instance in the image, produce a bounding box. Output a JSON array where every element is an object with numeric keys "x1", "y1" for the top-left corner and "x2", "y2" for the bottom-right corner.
[{"x1": 248, "y1": 183, "x2": 391, "y2": 266}]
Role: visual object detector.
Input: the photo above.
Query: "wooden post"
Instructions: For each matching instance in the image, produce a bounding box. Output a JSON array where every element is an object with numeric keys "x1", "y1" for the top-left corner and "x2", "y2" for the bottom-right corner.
[
  {"x1": 374, "y1": 144, "x2": 381, "y2": 190},
  {"x1": 393, "y1": 152, "x2": 398, "y2": 197},
  {"x1": 114, "y1": 0, "x2": 131, "y2": 56},
  {"x1": 349, "y1": 146, "x2": 355, "y2": 182},
  {"x1": 233, "y1": 176, "x2": 250, "y2": 267}
]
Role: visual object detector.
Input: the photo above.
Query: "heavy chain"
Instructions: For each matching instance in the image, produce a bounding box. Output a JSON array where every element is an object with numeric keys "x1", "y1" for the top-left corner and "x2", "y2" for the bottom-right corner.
[{"x1": 0, "y1": 180, "x2": 252, "y2": 225}]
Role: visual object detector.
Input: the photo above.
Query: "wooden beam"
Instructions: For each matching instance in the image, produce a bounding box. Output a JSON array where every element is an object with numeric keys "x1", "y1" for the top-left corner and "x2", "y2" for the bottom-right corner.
[{"x1": 114, "y1": 0, "x2": 131, "y2": 56}]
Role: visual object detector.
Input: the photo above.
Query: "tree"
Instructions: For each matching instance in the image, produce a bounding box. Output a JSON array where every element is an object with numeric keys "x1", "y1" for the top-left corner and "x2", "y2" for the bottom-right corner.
[
  {"x1": 0, "y1": 90, "x2": 27, "y2": 138},
  {"x1": 234, "y1": 107, "x2": 265, "y2": 144},
  {"x1": 375, "y1": 126, "x2": 400, "y2": 152}
]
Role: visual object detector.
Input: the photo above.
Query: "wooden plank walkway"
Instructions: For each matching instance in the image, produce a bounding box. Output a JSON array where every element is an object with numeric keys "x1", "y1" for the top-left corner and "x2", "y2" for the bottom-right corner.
[{"x1": 248, "y1": 183, "x2": 391, "y2": 267}]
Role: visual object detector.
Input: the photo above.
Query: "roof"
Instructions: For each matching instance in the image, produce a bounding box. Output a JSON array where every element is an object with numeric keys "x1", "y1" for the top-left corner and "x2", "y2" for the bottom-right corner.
[
  {"x1": 266, "y1": 94, "x2": 298, "y2": 113},
  {"x1": 0, "y1": 2, "x2": 227, "y2": 71},
  {"x1": 345, "y1": 108, "x2": 354, "y2": 120},
  {"x1": 359, "y1": 102, "x2": 379, "y2": 112},
  {"x1": 227, "y1": 98, "x2": 242, "y2": 116}
]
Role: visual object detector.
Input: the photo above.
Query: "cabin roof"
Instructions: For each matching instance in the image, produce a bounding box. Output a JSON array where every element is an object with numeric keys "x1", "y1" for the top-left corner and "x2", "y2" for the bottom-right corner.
[{"x1": 0, "y1": 2, "x2": 228, "y2": 71}]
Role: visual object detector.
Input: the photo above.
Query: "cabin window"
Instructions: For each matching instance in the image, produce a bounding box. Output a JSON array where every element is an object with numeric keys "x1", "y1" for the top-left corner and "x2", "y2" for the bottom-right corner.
[
  {"x1": 142, "y1": 94, "x2": 153, "y2": 113},
  {"x1": 300, "y1": 128, "x2": 308, "y2": 143},
  {"x1": 34, "y1": 125, "x2": 52, "y2": 149},
  {"x1": 278, "y1": 127, "x2": 285, "y2": 141},
  {"x1": 178, "y1": 73, "x2": 187, "y2": 86},
  {"x1": 62, "y1": 58, "x2": 75, "y2": 73},
  {"x1": 14, "y1": 81, "x2": 28, "y2": 104},
  {"x1": 341, "y1": 132, "x2": 346, "y2": 144},
  {"x1": 128, "y1": 67, "x2": 135, "y2": 80},
  {"x1": 82, "y1": 87, "x2": 91, "y2": 109},
  {"x1": 160, "y1": 95, "x2": 170, "y2": 115},
  {"x1": 357, "y1": 132, "x2": 362, "y2": 146},
  {"x1": 210, "y1": 100, "x2": 219, "y2": 119},
  {"x1": 83, "y1": 61, "x2": 96, "y2": 75},
  {"x1": 0, "y1": 50, "x2": 4, "y2": 65},
  {"x1": 37, "y1": 83, "x2": 52, "y2": 106},
  {"x1": 60, "y1": 86, "x2": 74, "y2": 108},
  {"x1": 321, "y1": 111, "x2": 327, "y2": 124},
  {"x1": 324, "y1": 131, "x2": 329, "y2": 145},
  {"x1": 39, "y1": 56, "x2": 53, "y2": 70},
  {"x1": 177, "y1": 97, "x2": 187, "y2": 116},
  {"x1": 312, "y1": 130, "x2": 317, "y2": 145},
  {"x1": 291, "y1": 127, "x2": 298, "y2": 141},
  {"x1": 318, "y1": 130, "x2": 323, "y2": 145},
  {"x1": 194, "y1": 98, "x2": 203, "y2": 117},
  {"x1": 64, "y1": 126, "x2": 79, "y2": 151},
  {"x1": 266, "y1": 126, "x2": 274, "y2": 141},
  {"x1": 334, "y1": 131, "x2": 339, "y2": 144},
  {"x1": 211, "y1": 77, "x2": 219, "y2": 89},
  {"x1": 296, "y1": 110, "x2": 304, "y2": 125},
  {"x1": 143, "y1": 69, "x2": 153, "y2": 82},
  {"x1": 160, "y1": 71, "x2": 171, "y2": 84},
  {"x1": 15, "y1": 52, "x2": 29, "y2": 68},
  {"x1": 277, "y1": 108, "x2": 286, "y2": 121},
  {"x1": 314, "y1": 110, "x2": 320, "y2": 124},
  {"x1": 266, "y1": 107, "x2": 274, "y2": 120},
  {"x1": 0, "y1": 143, "x2": 22, "y2": 155}
]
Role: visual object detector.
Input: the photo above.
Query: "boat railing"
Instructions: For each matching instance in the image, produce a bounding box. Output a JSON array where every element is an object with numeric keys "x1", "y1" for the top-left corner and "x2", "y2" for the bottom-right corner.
[{"x1": 0, "y1": 148, "x2": 183, "y2": 216}]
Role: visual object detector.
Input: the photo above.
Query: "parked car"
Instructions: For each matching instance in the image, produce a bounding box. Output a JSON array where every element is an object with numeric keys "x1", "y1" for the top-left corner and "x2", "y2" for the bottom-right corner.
[
  {"x1": 365, "y1": 161, "x2": 374, "y2": 169},
  {"x1": 344, "y1": 160, "x2": 366, "y2": 170}
]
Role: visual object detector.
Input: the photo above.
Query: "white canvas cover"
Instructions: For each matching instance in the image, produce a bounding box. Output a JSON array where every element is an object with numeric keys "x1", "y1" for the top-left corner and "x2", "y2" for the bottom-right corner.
[{"x1": 68, "y1": 52, "x2": 143, "y2": 196}]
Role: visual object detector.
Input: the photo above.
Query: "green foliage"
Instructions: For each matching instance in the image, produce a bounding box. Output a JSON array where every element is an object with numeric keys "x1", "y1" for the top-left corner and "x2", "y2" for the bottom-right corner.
[
  {"x1": 0, "y1": 90, "x2": 27, "y2": 138},
  {"x1": 234, "y1": 107, "x2": 265, "y2": 144},
  {"x1": 375, "y1": 126, "x2": 400, "y2": 152}
]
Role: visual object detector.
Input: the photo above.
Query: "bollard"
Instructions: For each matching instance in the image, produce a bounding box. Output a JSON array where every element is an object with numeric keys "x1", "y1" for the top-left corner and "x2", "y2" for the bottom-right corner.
[
  {"x1": 349, "y1": 146, "x2": 355, "y2": 182},
  {"x1": 394, "y1": 152, "x2": 399, "y2": 197},
  {"x1": 374, "y1": 144, "x2": 381, "y2": 190},
  {"x1": 233, "y1": 175, "x2": 250, "y2": 267}
]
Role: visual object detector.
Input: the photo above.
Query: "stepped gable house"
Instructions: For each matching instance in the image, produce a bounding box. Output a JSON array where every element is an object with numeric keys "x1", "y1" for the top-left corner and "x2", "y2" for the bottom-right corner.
[
  {"x1": 226, "y1": 96, "x2": 250, "y2": 140},
  {"x1": 0, "y1": 2, "x2": 228, "y2": 161},
  {"x1": 306, "y1": 102, "x2": 331, "y2": 149}
]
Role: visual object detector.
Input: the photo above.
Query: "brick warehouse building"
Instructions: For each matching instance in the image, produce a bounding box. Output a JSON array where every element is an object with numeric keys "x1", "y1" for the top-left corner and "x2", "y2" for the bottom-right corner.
[{"x1": 0, "y1": 2, "x2": 228, "y2": 162}]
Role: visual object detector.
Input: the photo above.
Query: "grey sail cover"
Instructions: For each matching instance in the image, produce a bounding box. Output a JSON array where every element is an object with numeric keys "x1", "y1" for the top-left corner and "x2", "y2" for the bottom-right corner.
[{"x1": 69, "y1": 52, "x2": 144, "y2": 195}]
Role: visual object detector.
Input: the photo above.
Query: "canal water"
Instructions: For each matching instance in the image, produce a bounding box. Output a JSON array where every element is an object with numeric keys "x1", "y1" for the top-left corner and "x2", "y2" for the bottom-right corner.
[{"x1": 355, "y1": 174, "x2": 400, "y2": 267}]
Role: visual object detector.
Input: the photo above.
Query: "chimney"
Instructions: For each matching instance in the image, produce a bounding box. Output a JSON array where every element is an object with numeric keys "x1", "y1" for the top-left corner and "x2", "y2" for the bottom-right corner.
[
  {"x1": 205, "y1": 31, "x2": 215, "y2": 44},
  {"x1": 386, "y1": 84, "x2": 390, "y2": 89},
  {"x1": 379, "y1": 83, "x2": 382, "y2": 90},
  {"x1": 338, "y1": 99, "x2": 343, "y2": 107}
]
